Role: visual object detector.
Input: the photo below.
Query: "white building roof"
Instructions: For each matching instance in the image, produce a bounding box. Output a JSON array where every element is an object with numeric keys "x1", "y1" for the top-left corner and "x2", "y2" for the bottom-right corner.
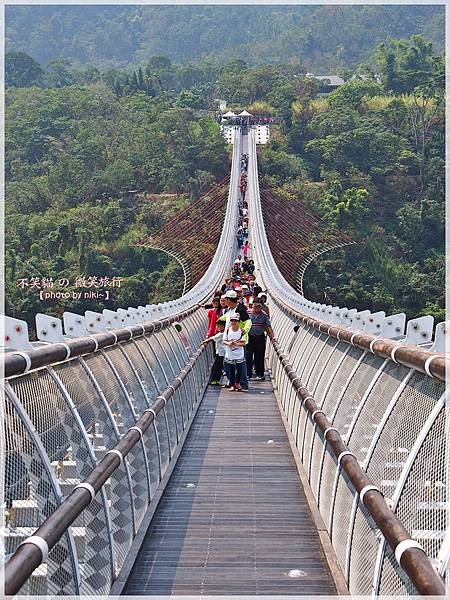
[
  {"x1": 313, "y1": 75, "x2": 345, "y2": 86},
  {"x1": 222, "y1": 111, "x2": 236, "y2": 117},
  {"x1": 239, "y1": 110, "x2": 252, "y2": 116}
]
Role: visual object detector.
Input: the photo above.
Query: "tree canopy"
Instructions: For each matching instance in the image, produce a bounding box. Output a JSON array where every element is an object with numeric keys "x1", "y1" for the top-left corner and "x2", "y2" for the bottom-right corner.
[
  {"x1": 6, "y1": 5, "x2": 444, "y2": 70},
  {"x1": 5, "y1": 31, "x2": 445, "y2": 325}
]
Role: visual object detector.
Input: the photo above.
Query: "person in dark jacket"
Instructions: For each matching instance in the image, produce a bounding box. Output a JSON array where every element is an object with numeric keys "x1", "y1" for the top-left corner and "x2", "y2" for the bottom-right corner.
[{"x1": 246, "y1": 299, "x2": 276, "y2": 381}]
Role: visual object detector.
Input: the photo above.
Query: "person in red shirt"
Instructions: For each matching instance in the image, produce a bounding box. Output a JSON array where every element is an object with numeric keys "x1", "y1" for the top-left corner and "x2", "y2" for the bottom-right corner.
[{"x1": 207, "y1": 297, "x2": 223, "y2": 337}]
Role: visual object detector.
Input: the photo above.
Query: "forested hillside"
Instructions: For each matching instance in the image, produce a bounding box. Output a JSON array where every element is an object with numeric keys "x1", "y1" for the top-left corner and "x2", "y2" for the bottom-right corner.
[
  {"x1": 255, "y1": 37, "x2": 445, "y2": 320},
  {"x1": 5, "y1": 29, "x2": 445, "y2": 323},
  {"x1": 5, "y1": 86, "x2": 229, "y2": 325},
  {"x1": 6, "y1": 5, "x2": 444, "y2": 71}
]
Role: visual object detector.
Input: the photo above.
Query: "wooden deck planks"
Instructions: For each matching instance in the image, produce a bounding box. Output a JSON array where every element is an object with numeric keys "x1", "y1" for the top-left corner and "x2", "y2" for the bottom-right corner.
[{"x1": 122, "y1": 379, "x2": 338, "y2": 595}]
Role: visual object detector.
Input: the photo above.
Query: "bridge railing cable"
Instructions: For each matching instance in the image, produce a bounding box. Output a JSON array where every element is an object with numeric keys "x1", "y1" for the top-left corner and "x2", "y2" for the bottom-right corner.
[
  {"x1": 1, "y1": 131, "x2": 244, "y2": 595},
  {"x1": 3, "y1": 319, "x2": 214, "y2": 596},
  {"x1": 246, "y1": 127, "x2": 448, "y2": 595}
]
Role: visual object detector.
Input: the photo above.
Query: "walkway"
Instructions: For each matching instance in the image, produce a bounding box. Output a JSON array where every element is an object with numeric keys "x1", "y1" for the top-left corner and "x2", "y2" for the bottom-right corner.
[{"x1": 122, "y1": 376, "x2": 338, "y2": 595}]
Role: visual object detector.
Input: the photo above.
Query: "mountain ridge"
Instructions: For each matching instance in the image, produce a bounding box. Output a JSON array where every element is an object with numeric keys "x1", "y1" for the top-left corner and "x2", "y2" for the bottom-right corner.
[{"x1": 5, "y1": 5, "x2": 444, "y2": 71}]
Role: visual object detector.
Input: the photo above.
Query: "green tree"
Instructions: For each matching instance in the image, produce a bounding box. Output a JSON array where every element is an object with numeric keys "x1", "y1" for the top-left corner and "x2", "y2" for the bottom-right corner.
[
  {"x1": 328, "y1": 78, "x2": 382, "y2": 112},
  {"x1": 148, "y1": 56, "x2": 171, "y2": 70},
  {"x1": 137, "y1": 67, "x2": 144, "y2": 90},
  {"x1": 376, "y1": 35, "x2": 441, "y2": 94},
  {"x1": 321, "y1": 181, "x2": 370, "y2": 231},
  {"x1": 44, "y1": 59, "x2": 76, "y2": 88},
  {"x1": 131, "y1": 70, "x2": 139, "y2": 92},
  {"x1": 406, "y1": 84, "x2": 444, "y2": 192},
  {"x1": 5, "y1": 51, "x2": 44, "y2": 87}
]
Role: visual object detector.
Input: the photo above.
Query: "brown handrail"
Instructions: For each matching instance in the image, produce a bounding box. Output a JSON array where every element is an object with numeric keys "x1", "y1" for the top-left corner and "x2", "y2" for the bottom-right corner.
[
  {"x1": 3, "y1": 341, "x2": 208, "y2": 596},
  {"x1": 4, "y1": 309, "x2": 197, "y2": 379},
  {"x1": 273, "y1": 301, "x2": 448, "y2": 382},
  {"x1": 271, "y1": 338, "x2": 446, "y2": 596}
]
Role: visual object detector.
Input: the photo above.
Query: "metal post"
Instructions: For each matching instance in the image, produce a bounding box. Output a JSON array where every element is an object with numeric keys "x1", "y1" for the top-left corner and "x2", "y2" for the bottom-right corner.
[
  {"x1": 47, "y1": 366, "x2": 116, "y2": 586},
  {"x1": 5, "y1": 383, "x2": 81, "y2": 595}
]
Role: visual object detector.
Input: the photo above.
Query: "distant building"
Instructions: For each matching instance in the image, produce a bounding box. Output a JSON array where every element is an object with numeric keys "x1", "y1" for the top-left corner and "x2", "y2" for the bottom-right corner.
[
  {"x1": 220, "y1": 124, "x2": 239, "y2": 144},
  {"x1": 306, "y1": 73, "x2": 345, "y2": 95},
  {"x1": 254, "y1": 125, "x2": 270, "y2": 145},
  {"x1": 221, "y1": 110, "x2": 236, "y2": 122},
  {"x1": 219, "y1": 109, "x2": 272, "y2": 144},
  {"x1": 214, "y1": 98, "x2": 227, "y2": 111},
  {"x1": 220, "y1": 111, "x2": 237, "y2": 144},
  {"x1": 351, "y1": 73, "x2": 382, "y2": 84}
]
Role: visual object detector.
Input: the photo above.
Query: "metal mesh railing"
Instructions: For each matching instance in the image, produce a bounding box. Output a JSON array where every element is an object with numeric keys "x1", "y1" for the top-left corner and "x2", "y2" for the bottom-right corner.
[
  {"x1": 247, "y1": 127, "x2": 448, "y2": 596},
  {"x1": 2, "y1": 126, "x2": 448, "y2": 598},
  {"x1": 4, "y1": 393, "x2": 79, "y2": 595},
  {"x1": 3, "y1": 310, "x2": 214, "y2": 595},
  {"x1": 2, "y1": 125, "x2": 248, "y2": 597},
  {"x1": 2, "y1": 130, "x2": 243, "y2": 596},
  {"x1": 266, "y1": 319, "x2": 447, "y2": 596}
]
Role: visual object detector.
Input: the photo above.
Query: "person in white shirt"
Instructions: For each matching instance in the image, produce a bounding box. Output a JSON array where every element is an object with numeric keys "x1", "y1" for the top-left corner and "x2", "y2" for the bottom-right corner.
[
  {"x1": 223, "y1": 313, "x2": 246, "y2": 391},
  {"x1": 202, "y1": 320, "x2": 226, "y2": 385}
]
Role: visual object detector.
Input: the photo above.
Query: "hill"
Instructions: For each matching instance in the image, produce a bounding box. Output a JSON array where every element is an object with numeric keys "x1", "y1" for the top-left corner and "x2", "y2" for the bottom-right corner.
[{"x1": 5, "y1": 5, "x2": 444, "y2": 71}]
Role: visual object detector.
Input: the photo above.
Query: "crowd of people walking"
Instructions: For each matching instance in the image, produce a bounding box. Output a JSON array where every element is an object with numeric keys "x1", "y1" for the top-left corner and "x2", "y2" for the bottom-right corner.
[
  {"x1": 218, "y1": 114, "x2": 280, "y2": 127},
  {"x1": 200, "y1": 152, "x2": 276, "y2": 392}
]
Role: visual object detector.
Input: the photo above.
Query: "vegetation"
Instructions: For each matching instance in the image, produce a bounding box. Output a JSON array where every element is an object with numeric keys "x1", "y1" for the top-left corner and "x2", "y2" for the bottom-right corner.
[
  {"x1": 6, "y1": 5, "x2": 443, "y2": 71},
  {"x1": 5, "y1": 25, "x2": 445, "y2": 324},
  {"x1": 256, "y1": 35, "x2": 445, "y2": 321},
  {"x1": 5, "y1": 83, "x2": 228, "y2": 324}
]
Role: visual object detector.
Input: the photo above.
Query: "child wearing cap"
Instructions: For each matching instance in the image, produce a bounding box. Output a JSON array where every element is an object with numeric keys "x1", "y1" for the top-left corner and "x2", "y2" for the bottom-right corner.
[
  {"x1": 223, "y1": 313, "x2": 246, "y2": 392},
  {"x1": 202, "y1": 320, "x2": 226, "y2": 386}
]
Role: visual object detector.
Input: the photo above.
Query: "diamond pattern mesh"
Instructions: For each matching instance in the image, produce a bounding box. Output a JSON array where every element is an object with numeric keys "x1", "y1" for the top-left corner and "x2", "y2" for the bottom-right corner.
[
  {"x1": 302, "y1": 332, "x2": 328, "y2": 385},
  {"x1": 308, "y1": 337, "x2": 340, "y2": 394},
  {"x1": 170, "y1": 324, "x2": 190, "y2": 361},
  {"x1": 107, "y1": 343, "x2": 150, "y2": 414},
  {"x1": 378, "y1": 407, "x2": 447, "y2": 595},
  {"x1": 330, "y1": 363, "x2": 406, "y2": 590},
  {"x1": 4, "y1": 301, "x2": 445, "y2": 598},
  {"x1": 134, "y1": 337, "x2": 169, "y2": 391},
  {"x1": 318, "y1": 449, "x2": 339, "y2": 526},
  {"x1": 54, "y1": 358, "x2": 134, "y2": 577},
  {"x1": 180, "y1": 314, "x2": 201, "y2": 348},
  {"x1": 347, "y1": 371, "x2": 445, "y2": 593},
  {"x1": 291, "y1": 328, "x2": 316, "y2": 374},
  {"x1": 347, "y1": 362, "x2": 408, "y2": 462},
  {"x1": 270, "y1": 305, "x2": 446, "y2": 596},
  {"x1": 321, "y1": 346, "x2": 363, "y2": 416},
  {"x1": 313, "y1": 341, "x2": 350, "y2": 405},
  {"x1": 287, "y1": 324, "x2": 309, "y2": 365},
  {"x1": 331, "y1": 352, "x2": 383, "y2": 438},
  {"x1": 4, "y1": 391, "x2": 78, "y2": 596},
  {"x1": 180, "y1": 313, "x2": 197, "y2": 348},
  {"x1": 349, "y1": 499, "x2": 383, "y2": 594},
  {"x1": 154, "y1": 332, "x2": 177, "y2": 379},
  {"x1": 165, "y1": 395, "x2": 179, "y2": 455},
  {"x1": 124, "y1": 340, "x2": 159, "y2": 401},
  {"x1": 162, "y1": 327, "x2": 184, "y2": 368},
  {"x1": 87, "y1": 350, "x2": 150, "y2": 527},
  {"x1": 173, "y1": 388, "x2": 185, "y2": 433},
  {"x1": 3, "y1": 314, "x2": 212, "y2": 596}
]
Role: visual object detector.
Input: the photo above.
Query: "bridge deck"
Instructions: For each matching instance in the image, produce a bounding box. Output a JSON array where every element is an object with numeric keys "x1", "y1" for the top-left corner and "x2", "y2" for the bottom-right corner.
[{"x1": 122, "y1": 378, "x2": 338, "y2": 595}]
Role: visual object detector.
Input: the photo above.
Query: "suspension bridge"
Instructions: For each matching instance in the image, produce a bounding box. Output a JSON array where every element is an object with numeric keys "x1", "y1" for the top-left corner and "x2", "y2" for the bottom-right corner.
[{"x1": 1, "y1": 129, "x2": 448, "y2": 597}]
